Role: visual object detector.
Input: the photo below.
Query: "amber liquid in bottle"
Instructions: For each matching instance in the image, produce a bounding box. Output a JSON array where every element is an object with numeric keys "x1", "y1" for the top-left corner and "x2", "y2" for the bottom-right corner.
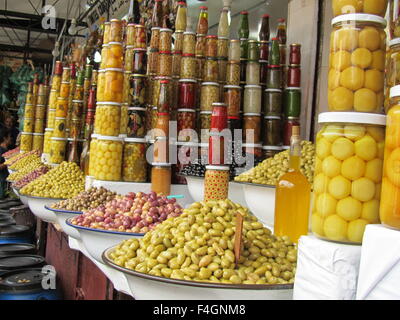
[{"x1": 273, "y1": 126, "x2": 310, "y2": 243}]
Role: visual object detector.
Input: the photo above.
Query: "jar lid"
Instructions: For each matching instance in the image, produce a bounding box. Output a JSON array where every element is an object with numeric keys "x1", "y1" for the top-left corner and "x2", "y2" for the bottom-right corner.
[
  {"x1": 228, "y1": 116, "x2": 240, "y2": 120},
  {"x1": 151, "y1": 162, "x2": 171, "y2": 167},
  {"x1": 45, "y1": 128, "x2": 54, "y2": 132},
  {"x1": 264, "y1": 116, "x2": 281, "y2": 120},
  {"x1": 50, "y1": 137, "x2": 67, "y2": 141},
  {"x1": 104, "y1": 68, "x2": 124, "y2": 72},
  {"x1": 97, "y1": 135, "x2": 124, "y2": 142},
  {"x1": 132, "y1": 74, "x2": 147, "y2": 78},
  {"x1": 265, "y1": 88, "x2": 282, "y2": 93},
  {"x1": 242, "y1": 143, "x2": 262, "y2": 148},
  {"x1": 48, "y1": 109, "x2": 56, "y2": 111},
  {"x1": 119, "y1": 134, "x2": 127, "y2": 139},
  {"x1": 212, "y1": 102, "x2": 227, "y2": 107},
  {"x1": 206, "y1": 35, "x2": 218, "y2": 39},
  {"x1": 57, "y1": 97, "x2": 68, "y2": 100},
  {"x1": 390, "y1": 85, "x2": 400, "y2": 98},
  {"x1": 287, "y1": 117, "x2": 300, "y2": 120},
  {"x1": 72, "y1": 100, "x2": 84, "y2": 103},
  {"x1": 133, "y1": 48, "x2": 147, "y2": 52},
  {"x1": 224, "y1": 85, "x2": 242, "y2": 90},
  {"x1": 282, "y1": 146, "x2": 290, "y2": 150},
  {"x1": 244, "y1": 113, "x2": 262, "y2": 116},
  {"x1": 97, "y1": 102, "x2": 123, "y2": 106},
  {"x1": 196, "y1": 34, "x2": 207, "y2": 38},
  {"x1": 182, "y1": 53, "x2": 195, "y2": 57},
  {"x1": 124, "y1": 137, "x2": 147, "y2": 143},
  {"x1": 206, "y1": 165, "x2": 230, "y2": 171},
  {"x1": 25, "y1": 104, "x2": 34, "y2": 106},
  {"x1": 218, "y1": 36, "x2": 229, "y2": 40},
  {"x1": 331, "y1": 13, "x2": 387, "y2": 28},
  {"x1": 98, "y1": 69, "x2": 106, "y2": 73},
  {"x1": 108, "y1": 41, "x2": 123, "y2": 46},
  {"x1": 160, "y1": 28, "x2": 173, "y2": 33},
  {"x1": 245, "y1": 85, "x2": 262, "y2": 89},
  {"x1": 151, "y1": 27, "x2": 161, "y2": 31},
  {"x1": 202, "y1": 82, "x2": 220, "y2": 86},
  {"x1": 125, "y1": 70, "x2": 133, "y2": 74},
  {"x1": 128, "y1": 107, "x2": 147, "y2": 111},
  {"x1": 179, "y1": 79, "x2": 197, "y2": 83},
  {"x1": 263, "y1": 145, "x2": 283, "y2": 151},
  {"x1": 285, "y1": 87, "x2": 301, "y2": 91},
  {"x1": 259, "y1": 60, "x2": 269, "y2": 64},
  {"x1": 240, "y1": 11, "x2": 248, "y2": 15},
  {"x1": 154, "y1": 136, "x2": 168, "y2": 141},
  {"x1": 67, "y1": 138, "x2": 85, "y2": 142},
  {"x1": 177, "y1": 109, "x2": 196, "y2": 112},
  {"x1": 200, "y1": 111, "x2": 212, "y2": 114},
  {"x1": 318, "y1": 112, "x2": 386, "y2": 126},
  {"x1": 33, "y1": 133, "x2": 44, "y2": 136},
  {"x1": 21, "y1": 132, "x2": 33, "y2": 135},
  {"x1": 91, "y1": 134, "x2": 99, "y2": 139},
  {"x1": 184, "y1": 31, "x2": 196, "y2": 35},
  {"x1": 389, "y1": 38, "x2": 400, "y2": 47},
  {"x1": 55, "y1": 117, "x2": 66, "y2": 120},
  {"x1": 159, "y1": 51, "x2": 172, "y2": 54}
]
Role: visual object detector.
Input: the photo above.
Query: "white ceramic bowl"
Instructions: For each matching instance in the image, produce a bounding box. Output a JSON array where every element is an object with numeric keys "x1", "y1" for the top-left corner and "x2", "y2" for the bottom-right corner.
[
  {"x1": 25, "y1": 195, "x2": 64, "y2": 223},
  {"x1": 11, "y1": 187, "x2": 19, "y2": 197},
  {"x1": 238, "y1": 182, "x2": 276, "y2": 230},
  {"x1": 102, "y1": 246, "x2": 293, "y2": 300},
  {"x1": 19, "y1": 193, "x2": 30, "y2": 206},
  {"x1": 45, "y1": 206, "x2": 82, "y2": 240},
  {"x1": 66, "y1": 218, "x2": 144, "y2": 264},
  {"x1": 7, "y1": 168, "x2": 15, "y2": 175}
]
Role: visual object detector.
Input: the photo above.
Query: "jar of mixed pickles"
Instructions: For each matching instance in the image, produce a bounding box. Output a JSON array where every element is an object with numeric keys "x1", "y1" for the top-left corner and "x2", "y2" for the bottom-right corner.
[
  {"x1": 195, "y1": 35, "x2": 206, "y2": 57},
  {"x1": 151, "y1": 163, "x2": 171, "y2": 195},
  {"x1": 174, "y1": 32, "x2": 184, "y2": 51},
  {"x1": 178, "y1": 79, "x2": 197, "y2": 109},
  {"x1": 180, "y1": 54, "x2": 197, "y2": 79},
  {"x1": 244, "y1": 85, "x2": 262, "y2": 113},
  {"x1": 109, "y1": 19, "x2": 123, "y2": 42},
  {"x1": 312, "y1": 112, "x2": 386, "y2": 244},
  {"x1": 328, "y1": 14, "x2": 386, "y2": 113},
  {"x1": 43, "y1": 128, "x2": 53, "y2": 154},
  {"x1": 263, "y1": 116, "x2": 282, "y2": 146},
  {"x1": 264, "y1": 89, "x2": 283, "y2": 116},
  {"x1": 133, "y1": 48, "x2": 147, "y2": 74},
  {"x1": 46, "y1": 109, "x2": 56, "y2": 129},
  {"x1": 55, "y1": 98, "x2": 69, "y2": 118},
  {"x1": 203, "y1": 58, "x2": 219, "y2": 82},
  {"x1": 94, "y1": 102, "x2": 122, "y2": 137},
  {"x1": 385, "y1": 38, "x2": 400, "y2": 112},
  {"x1": 127, "y1": 107, "x2": 147, "y2": 138},
  {"x1": 177, "y1": 109, "x2": 196, "y2": 141},
  {"x1": 226, "y1": 61, "x2": 240, "y2": 86},
  {"x1": 129, "y1": 74, "x2": 147, "y2": 108},
  {"x1": 243, "y1": 113, "x2": 262, "y2": 143},
  {"x1": 105, "y1": 42, "x2": 123, "y2": 69},
  {"x1": 172, "y1": 51, "x2": 182, "y2": 77},
  {"x1": 20, "y1": 132, "x2": 33, "y2": 152},
  {"x1": 150, "y1": 27, "x2": 160, "y2": 49},
  {"x1": 96, "y1": 69, "x2": 106, "y2": 102},
  {"x1": 104, "y1": 68, "x2": 124, "y2": 103},
  {"x1": 224, "y1": 85, "x2": 241, "y2": 117},
  {"x1": 32, "y1": 133, "x2": 44, "y2": 153},
  {"x1": 35, "y1": 105, "x2": 46, "y2": 120},
  {"x1": 332, "y1": 0, "x2": 388, "y2": 17},
  {"x1": 92, "y1": 136, "x2": 123, "y2": 181},
  {"x1": 23, "y1": 118, "x2": 34, "y2": 133},
  {"x1": 53, "y1": 117, "x2": 67, "y2": 138},
  {"x1": 126, "y1": 24, "x2": 136, "y2": 46},
  {"x1": 228, "y1": 40, "x2": 241, "y2": 62},
  {"x1": 49, "y1": 137, "x2": 67, "y2": 164},
  {"x1": 160, "y1": 28, "x2": 173, "y2": 51},
  {"x1": 204, "y1": 165, "x2": 230, "y2": 201},
  {"x1": 183, "y1": 31, "x2": 196, "y2": 55},
  {"x1": 147, "y1": 49, "x2": 159, "y2": 76},
  {"x1": 122, "y1": 138, "x2": 148, "y2": 182},
  {"x1": 205, "y1": 35, "x2": 218, "y2": 58},
  {"x1": 217, "y1": 37, "x2": 229, "y2": 58},
  {"x1": 34, "y1": 119, "x2": 44, "y2": 133},
  {"x1": 59, "y1": 82, "x2": 70, "y2": 99},
  {"x1": 158, "y1": 51, "x2": 172, "y2": 77},
  {"x1": 263, "y1": 145, "x2": 282, "y2": 159},
  {"x1": 200, "y1": 82, "x2": 220, "y2": 111}
]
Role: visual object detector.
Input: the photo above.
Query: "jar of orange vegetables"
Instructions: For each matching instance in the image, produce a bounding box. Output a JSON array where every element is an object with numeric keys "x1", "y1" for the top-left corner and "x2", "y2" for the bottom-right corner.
[{"x1": 151, "y1": 163, "x2": 171, "y2": 195}]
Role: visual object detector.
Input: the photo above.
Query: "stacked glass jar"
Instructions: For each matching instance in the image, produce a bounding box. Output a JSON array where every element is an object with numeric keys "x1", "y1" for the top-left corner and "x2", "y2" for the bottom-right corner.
[
  {"x1": 32, "y1": 83, "x2": 48, "y2": 153},
  {"x1": 312, "y1": 8, "x2": 388, "y2": 244},
  {"x1": 20, "y1": 81, "x2": 36, "y2": 153}
]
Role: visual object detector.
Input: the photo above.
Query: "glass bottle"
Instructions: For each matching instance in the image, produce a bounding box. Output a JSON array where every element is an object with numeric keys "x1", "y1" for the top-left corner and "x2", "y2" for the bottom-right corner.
[
  {"x1": 175, "y1": 1, "x2": 187, "y2": 32},
  {"x1": 152, "y1": 0, "x2": 163, "y2": 28},
  {"x1": 80, "y1": 88, "x2": 96, "y2": 175},
  {"x1": 218, "y1": 8, "x2": 230, "y2": 38},
  {"x1": 269, "y1": 38, "x2": 280, "y2": 66},
  {"x1": 238, "y1": 11, "x2": 249, "y2": 39},
  {"x1": 197, "y1": 6, "x2": 208, "y2": 35},
  {"x1": 274, "y1": 126, "x2": 311, "y2": 243},
  {"x1": 259, "y1": 14, "x2": 270, "y2": 41},
  {"x1": 277, "y1": 18, "x2": 287, "y2": 45}
]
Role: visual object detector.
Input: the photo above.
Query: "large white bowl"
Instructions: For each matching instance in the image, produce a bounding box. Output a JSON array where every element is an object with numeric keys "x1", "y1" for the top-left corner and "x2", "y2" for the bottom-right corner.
[
  {"x1": 102, "y1": 246, "x2": 293, "y2": 300},
  {"x1": 239, "y1": 182, "x2": 276, "y2": 230},
  {"x1": 19, "y1": 193, "x2": 30, "y2": 206},
  {"x1": 66, "y1": 218, "x2": 144, "y2": 264},
  {"x1": 45, "y1": 206, "x2": 82, "y2": 240},
  {"x1": 25, "y1": 195, "x2": 64, "y2": 223},
  {"x1": 11, "y1": 187, "x2": 19, "y2": 197}
]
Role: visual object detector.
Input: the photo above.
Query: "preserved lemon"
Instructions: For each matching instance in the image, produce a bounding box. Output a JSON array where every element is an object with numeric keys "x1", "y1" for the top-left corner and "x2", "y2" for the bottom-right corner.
[
  {"x1": 361, "y1": 199, "x2": 380, "y2": 223},
  {"x1": 354, "y1": 88, "x2": 377, "y2": 112},
  {"x1": 341, "y1": 156, "x2": 366, "y2": 180},
  {"x1": 364, "y1": 69, "x2": 384, "y2": 92},
  {"x1": 371, "y1": 50, "x2": 385, "y2": 71},
  {"x1": 322, "y1": 125, "x2": 344, "y2": 142},
  {"x1": 355, "y1": 135, "x2": 377, "y2": 160},
  {"x1": 359, "y1": 27, "x2": 381, "y2": 51},
  {"x1": 322, "y1": 156, "x2": 342, "y2": 177},
  {"x1": 316, "y1": 137, "x2": 332, "y2": 158},
  {"x1": 366, "y1": 127, "x2": 385, "y2": 142},
  {"x1": 314, "y1": 173, "x2": 330, "y2": 194},
  {"x1": 329, "y1": 87, "x2": 354, "y2": 111},
  {"x1": 351, "y1": 48, "x2": 372, "y2": 69},
  {"x1": 317, "y1": 193, "x2": 337, "y2": 218},
  {"x1": 365, "y1": 158, "x2": 383, "y2": 183},
  {"x1": 344, "y1": 125, "x2": 366, "y2": 141},
  {"x1": 333, "y1": 50, "x2": 352, "y2": 71},
  {"x1": 347, "y1": 219, "x2": 369, "y2": 243},
  {"x1": 328, "y1": 69, "x2": 341, "y2": 90},
  {"x1": 331, "y1": 137, "x2": 354, "y2": 160},
  {"x1": 351, "y1": 177, "x2": 375, "y2": 202},
  {"x1": 312, "y1": 213, "x2": 325, "y2": 236},
  {"x1": 329, "y1": 175, "x2": 352, "y2": 200},
  {"x1": 340, "y1": 66, "x2": 364, "y2": 91},
  {"x1": 337, "y1": 197, "x2": 362, "y2": 221},
  {"x1": 333, "y1": 28, "x2": 359, "y2": 51},
  {"x1": 323, "y1": 215, "x2": 348, "y2": 242}
]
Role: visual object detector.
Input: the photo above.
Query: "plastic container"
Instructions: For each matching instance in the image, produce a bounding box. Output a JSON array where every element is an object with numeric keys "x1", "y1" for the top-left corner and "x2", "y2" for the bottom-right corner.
[
  {"x1": 122, "y1": 138, "x2": 147, "y2": 182},
  {"x1": 328, "y1": 14, "x2": 386, "y2": 113},
  {"x1": 92, "y1": 136, "x2": 123, "y2": 181},
  {"x1": 151, "y1": 163, "x2": 172, "y2": 195},
  {"x1": 312, "y1": 112, "x2": 386, "y2": 244},
  {"x1": 204, "y1": 165, "x2": 230, "y2": 201},
  {"x1": 332, "y1": 0, "x2": 388, "y2": 17},
  {"x1": 94, "y1": 102, "x2": 121, "y2": 137}
]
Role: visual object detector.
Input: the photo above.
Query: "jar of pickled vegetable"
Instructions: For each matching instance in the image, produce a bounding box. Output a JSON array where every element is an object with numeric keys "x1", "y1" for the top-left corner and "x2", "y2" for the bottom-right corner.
[
  {"x1": 195, "y1": 35, "x2": 206, "y2": 56},
  {"x1": 196, "y1": 56, "x2": 206, "y2": 81},
  {"x1": 312, "y1": 112, "x2": 386, "y2": 244},
  {"x1": 59, "y1": 82, "x2": 70, "y2": 99},
  {"x1": 385, "y1": 39, "x2": 400, "y2": 112},
  {"x1": 246, "y1": 62, "x2": 261, "y2": 85},
  {"x1": 36, "y1": 95, "x2": 46, "y2": 105},
  {"x1": 147, "y1": 49, "x2": 159, "y2": 75},
  {"x1": 120, "y1": 104, "x2": 128, "y2": 136},
  {"x1": 217, "y1": 38, "x2": 229, "y2": 58},
  {"x1": 23, "y1": 118, "x2": 34, "y2": 133},
  {"x1": 94, "y1": 102, "x2": 121, "y2": 136},
  {"x1": 135, "y1": 24, "x2": 147, "y2": 49},
  {"x1": 46, "y1": 109, "x2": 56, "y2": 129},
  {"x1": 200, "y1": 82, "x2": 220, "y2": 111},
  {"x1": 43, "y1": 128, "x2": 53, "y2": 154},
  {"x1": 183, "y1": 31, "x2": 196, "y2": 55},
  {"x1": 56, "y1": 98, "x2": 69, "y2": 117},
  {"x1": 228, "y1": 40, "x2": 241, "y2": 62},
  {"x1": 244, "y1": 85, "x2": 262, "y2": 113},
  {"x1": 264, "y1": 89, "x2": 283, "y2": 116},
  {"x1": 133, "y1": 48, "x2": 147, "y2": 74},
  {"x1": 203, "y1": 58, "x2": 219, "y2": 82},
  {"x1": 123, "y1": 138, "x2": 148, "y2": 182},
  {"x1": 177, "y1": 109, "x2": 196, "y2": 141},
  {"x1": 20, "y1": 132, "x2": 33, "y2": 152},
  {"x1": 263, "y1": 116, "x2": 282, "y2": 146},
  {"x1": 205, "y1": 35, "x2": 218, "y2": 58},
  {"x1": 32, "y1": 133, "x2": 44, "y2": 153},
  {"x1": 160, "y1": 28, "x2": 173, "y2": 52},
  {"x1": 332, "y1": 0, "x2": 388, "y2": 17},
  {"x1": 97, "y1": 69, "x2": 106, "y2": 102},
  {"x1": 283, "y1": 88, "x2": 302, "y2": 118},
  {"x1": 105, "y1": 42, "x2": 123, "y2": 69},
  {"x1": 178, "y1": 79, "x2": 197, "y2": 109},
  {"x1": 226, "y1": 61, "x2": 240, "y2": 86},
  {"x1": 180, "y1": 54, "x2": 197, "y2": 79},
  {"x1": 158, "y1": 52, "x2": 172, "y2": 77},
  {"x1": 35, "y1": 105, "x2": 46, "y2": 120},
  {"x1": 34, "y1": 119, "x2": 44, "y2": 133},
  {"x1": 126, "y1": 23, "x2": 136, "y2": 46},
  {"x1": 104, "y1": 68, "x2": 124, "y2": 103},
  {"x1": 200, "y1": 111, "x2": 212, "y2": 142},
  {"x1": 51, "y1": 75, "x2": 61, "y2": 91},
  {"x1": 204, "y1": 165, "x2": 230, "y2": 201},
  {"x1": 218, "y1": 58, "x2": 228, "y2": 83},
  {"x1": 151, "y1": 163, "x2": 171, "y2": 195},
  {"x1": 172, "y1": 52, "x2": 182, "y2": 77},
  {"x1": 267, "y1": 66, "x2": 282, "y2": 89},
  {"x1": 328, "y1": 14, "x2": 386, "y2": 113},
  {"x1": 263, "y1": 145, "x2": 282, "y2": 159},
  {"x1": 127, "y1": 107, "x2": 147, "y2": 138},
  {"x1": 174, "y1": 32, "x2": 184, "y2": 52},
  {"x1": 92, "y1": 136, "x2": 123, "y2": 181},
  {"x1": 390, "y1": 0, "x2": 400, "y2": 39},
  {"x1": 49, "y1": 137, "x2": 67, "y2": 164},
  {"x1": 243, "y1": 113, "x2": 262, "y2": 143},
  {"x1": 224, "y1": 85, "x2": 241, "y2": 117},
  {"x1": 24, "y1": 104, "x2": 35, "y2": 118},
  {"x1": 150, "y1": 27, "x2": 160, "y2": 49},
  {"x1": 53, "y1": 117, "x2": 67, "y2": 138}
]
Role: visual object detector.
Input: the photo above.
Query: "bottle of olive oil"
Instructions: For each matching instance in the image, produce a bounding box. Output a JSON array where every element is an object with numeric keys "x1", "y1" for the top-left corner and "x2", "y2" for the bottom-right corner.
[{"x1": 274, "y1": 126, "x2": 311, "y2": 243}]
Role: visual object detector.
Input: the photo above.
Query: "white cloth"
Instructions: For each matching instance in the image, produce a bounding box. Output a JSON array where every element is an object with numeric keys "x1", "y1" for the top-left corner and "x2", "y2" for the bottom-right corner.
[
  {"x1": 293, "y1": 235, "x2": 361, "y2": 300},
  {"x1": 356, "y1": 224, "x2": 400, "y2": 300}
]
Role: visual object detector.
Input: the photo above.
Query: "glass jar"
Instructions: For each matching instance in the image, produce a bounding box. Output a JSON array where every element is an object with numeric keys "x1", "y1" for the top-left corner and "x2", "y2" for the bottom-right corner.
[
  {"x1": 26, "y1": 93, "x2": 35, "y2": 105},
  {"x1": 110, "y1": 19, "x2": 123, "y2": 42},
  {"x1": 154, "y1": 112, "x2": 170, "y2": 137},
  {"x1": 246, "y1": 62, "x2": 261, "y2": 85},
  {"x1": 195, "y1": 35, "x2": 206, "y2": 56},
  {"x1": 151, "y1": 163, "x2": 171, "y2": 195},
  {"x1": 265, "y1": 88, "x2": 283, "y2": 116},
  {"x1": 204, "y1": 165, "x2": 230, "y2": 201},
  {"x1": 159, "y1": 28, "x2": 173, "y2": 52},
  {"x1": 51, "y1": 75, "x2": 61, "y2": 91},
  {"x1": 263, "y1": 145, "x2": 282, "y2": 159},
  {"x1": 205, "y1": 35, "x2": 218, "y2": 58},
  {"x1": 35, "y1": 105, "x2": 46, "y2": 119},
  {"x1": 147, "y1": 49, "x2": 159, "y2": 76},
  {"x1": 283, "y1": 87, "x2": 302, "y2": 118},
  {"x1": 134, "y1": 24, "x2": 147, "y2": 48},
  {"x1": 228, "y1": 116, "x2": 242, "y2": 133},
  {"x1": 260, "y1": 41, "x2": 270, "y2": 61},
  {"x1": 56, "y1": 98, "x2": 69, "y2": 118},
  {"x1": 200, "y1": 82, "x2": 220, "y2": 111},
  {"x1": 329, "y1": 14, "x2": 386, "y2": 113},
  {"x1": 92, "y1": 136, "x2": 123, "y2": 181},
  {"x1": 267, "y1": 66, "x2": 282, "y2": 89},
  {"x1": 203, "y1": 58, "x2": 219, "y2": 82},
  {"x1": 218, "y1": 58, "x2": 228, "y2": 83},
  {"x1": 218, "y1": 8, "x2": 230, "y2": 38},
  {"x1": 178, "y1": 79, "x2": 197, "y2": 109},
  {"x1": 283, "y1": 117, "x2": 300, "y2": 146},
  {"x1": 49, "y1": 137, "x2": 67, "y2": 164},
  {"x1": 312, "y1": 112, "x2": 386, "y2": 244},
  {"x1": 263, "y1": 116, "x2": 282, "y2": 146},
  {"x1": 183, "y1": 31, "x2": 196, "y2": 55},
  {"x1": 287, "y1": 64, "x2": 301, "y2": 87},
  {"x1": 87, "y1": 135, "x2": 98, "y2": 177},
  {"x1": 43, "y1": 129, "x2": 53, "y2": 154},
  {"x1": 224, "y1": 85, "x2": 241, "y2": 117},
  {"x1": 48, "y1": 90, "x2": 58, "y2": 109},
  {"x1": 34, "y1": 119, "x2": 44, "y2": 133},
  {"x1": 97, "y1": 69, "x2": 106, "y2": 102},
  {"x1": 46, "y1": 109, "x2": 56, "y2": 129},
  {"x1": 36, "y1": 95, "x2": 46, "y2": 105},
  {"x1": 61, "y1": 68, "x2": 71, "y2": 82},
  {"x1": 196, "y1": 56, "x2": 206, "y2": 81},
  {"x1": 385, "y1": 39, "x2": 400, "y2": 112},
  {"x1": 126, "y1": 24, "x2": 136, "y2": 46},
  {"x1": 24, "y1": 104, "x2": 35, "y2": 118},
  {"x1": 211, "y1": 102, "x2": 228, "y2": 132},
  {"x1": 228, "y1": 40, "x2": 241, "y2": 62},
  {"x1": 20, "y1": 132, "x2": 33, "y2": 152},
  {"x1": 129, "y1": 74, "x2": 147, "y2": 108},
  {"x1": 226, "y1": 61, "x2": 240, "y2": 86},
  {"x1": 172, "y1": 52, "x2": 182, "y2": 77},
  {"x1": 244, "y1": 85, "x2": 262, "y2": 113},
  {"x1": 217, "y1": 38, "x2": 229, "y2": 58},
  {"x1": 180, "y1": 54, "x2": 197, "y2": 79},
  {"x1": 104, "y1": 68, "x2": 124, "y2": 103},
  {"x1": 133, "y1": 48, "x2": 147, "y2": 74},
  {"x1": 243, "y1": 113, "x2": 262, "y2": 143},
  {"x1": 158, "y1": 52, "x2": 173, "y2": 77},
  {"x1": 177, "y1": 109, "x2": 196, "y2": 141},
  {"x1": 69, "y1": 119, "x2": 83, "y2": 140},
  {"x1": 127, "y1": 107, "x2": 147, "y2": 138},
  {"x1": 53, "y1": 117, "x2": 67, "y2": 138},
  {"x1": 174, "y1": 32, "x2": 184, "y2": 52},
  {"x1": 120, "y1": 104, "x2": 128, "y2": 135},
  {"x1": 23, "y1": 118, "x2": 34, "y2": 133},
  {"x1": 105, "y1": 42, "x2": 123, "y2": 69},
  {"x1": 94, "y1": 102, "x2": 122, "y2": 136},
  {"x1": 150, "y1": 27, "x2": 160, "y2": 49},
  {"x1": 59, "y1": 82, "x2": 70, "y2": 99},
  {"x1": 332, "y1": 0, "x2": 388, "y2": 17},
  {"x1": 122, "y1": 138, "x2": 148, "y2": 182}
]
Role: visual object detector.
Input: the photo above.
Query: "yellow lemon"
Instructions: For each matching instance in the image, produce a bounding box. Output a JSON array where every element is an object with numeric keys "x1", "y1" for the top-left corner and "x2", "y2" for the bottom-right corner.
[
  {"x1": 380, "y1": 178, "x2": 400, "y2": 228},
  {"x1": 328, "y1": 69, "x2": 341, "y2": 90},
  {"x1": 344, "y1": 125, "x2": 366, "y2": 141},
  {"x1": 351, "y1": 177, "x2": 376, "y2": 202},
  {"x1": 386, "y1": 107, "x2": 400, "y2": 149},
  {"x1": 365, "y1": 158, "x2": 383, "y2": 183},
  {"x1": 333, "y1": 28, "x2": 359, "y2": 51},
  {"x1": 364, "y1": 69, "x2": 384, "y2": 92},
  {"x1": 351, "y1": 48, "x2": 372, "y2": 69},
  {"x1": 329, "y1": 87, "x2": 354, "y2": 111},
  {"x1": 361, "y1": 199, "x2": 380, "y2": 223},
  {"x1": 355, "y1": 135, "x2": 377, "y2": 160},
  {"x1": 329, "y1": 175, "x2": 352, "y2": 200},
  {"x1": 314, "y1": 173, "x2": 330, "y2": 194},
  {"x1": 354, "y1": 88, "x2": 377, "y2": 112},
  {"x1": 332, "y1": 0, "x2": 362, "y2": 15},
  {"x1": 322, "y1": 156, "x2": 342, "y2": 178},
  {"x1": 311, "y1": 213, "x2": 325, "y2": 236},
  {"x1": 331, "y1": 137, "x2": 354, "y2": 160},
  {"x1": 322, "y1": 125, "x2": 344, "y2": 142},
  {"x1": 323, "y1": 215, "x2": 348, "y2": 242},
  {"x1": 385, "y1": 148, "x2": 400, "y2": 187},
  {"x1": 341, "y1": 156, "x2": 366, "y2": 180},
  {"x1": 359, "y1": 27, "x2": 381, "y2": 51},
  {"x1": 347, "y1": 219, "x2": 369, "y2": 243},
  {"x1": 371, "y1": 50, "x2": 385, "y2": 71},
  {"x1": 316, "y1": 137, "x2": 332, "y2": 159},
  {"x1": 340, "y1": 66, "x2": 365, "y2": 91},
  {"x1": 333, "y1": 50, "x2": 352, "y2": 71},
  {"x1": 363, "y1": 0, "x2": 388, "y2": 16},
  {"x1": 337, "y1": 197, "x2": 362, "y2": 221},
  {"x1": 317, "y1": 193, "x2": 338, "y2": 218},
  {"x1": 366, "y1": 127, "x2": 385, "y2": 142}
]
